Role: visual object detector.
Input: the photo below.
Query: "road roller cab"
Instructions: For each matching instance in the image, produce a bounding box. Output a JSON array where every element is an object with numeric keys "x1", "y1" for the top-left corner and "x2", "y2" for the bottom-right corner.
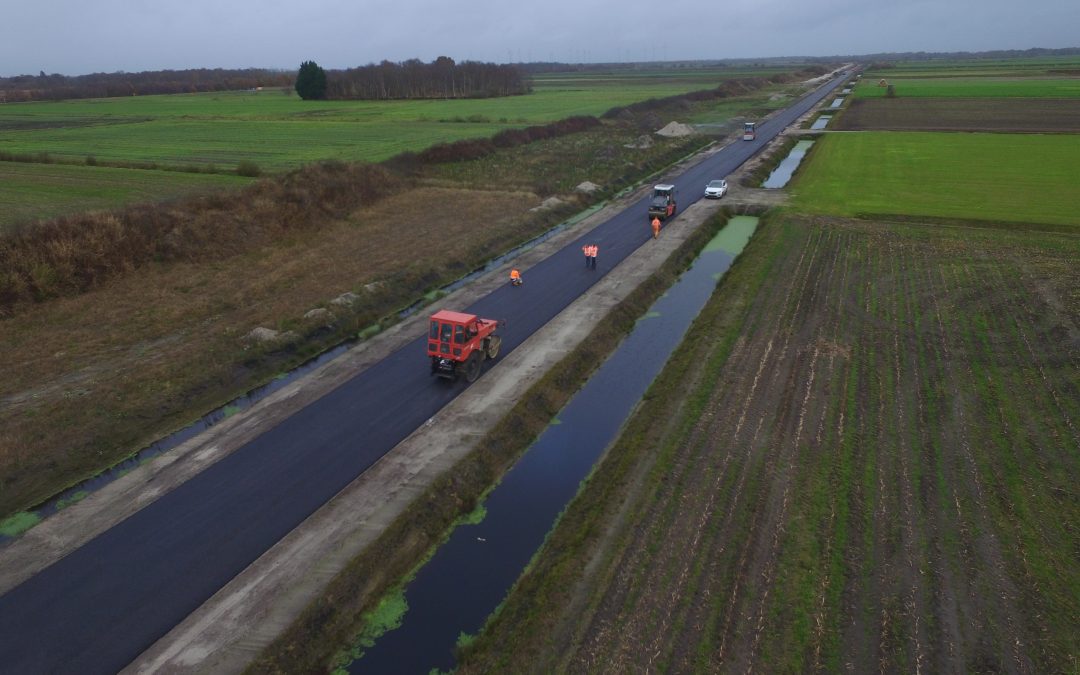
[
  {"x1": 647, "y1": 184, "x2": 677, "y2": 221},
  {"x1": 427, "y1": 309, "x2": 502, "y2": 382}
]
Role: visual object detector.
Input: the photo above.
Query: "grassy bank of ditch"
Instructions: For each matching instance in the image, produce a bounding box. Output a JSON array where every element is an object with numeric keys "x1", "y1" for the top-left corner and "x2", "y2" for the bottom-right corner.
[{"x1": 246, "y1": 210, "x2": 735, "y2": 673}]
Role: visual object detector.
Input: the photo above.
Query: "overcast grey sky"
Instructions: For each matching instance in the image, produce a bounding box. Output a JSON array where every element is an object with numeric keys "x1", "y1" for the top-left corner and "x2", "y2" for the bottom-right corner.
[{"x1": 3, "y1": 0, "x2": 1078, "y2": 77}]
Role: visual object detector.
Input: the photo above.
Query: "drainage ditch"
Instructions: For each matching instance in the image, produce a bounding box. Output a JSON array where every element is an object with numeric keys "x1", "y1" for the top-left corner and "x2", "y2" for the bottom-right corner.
[{"x1": 339, "y1": 217, "x2": 760, "y2": 674}]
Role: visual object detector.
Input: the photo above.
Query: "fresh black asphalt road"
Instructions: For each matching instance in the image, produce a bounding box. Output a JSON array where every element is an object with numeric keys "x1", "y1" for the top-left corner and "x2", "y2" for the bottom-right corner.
[{"x1": 0, "y1": 72, "x2": 848, "y2": 674}]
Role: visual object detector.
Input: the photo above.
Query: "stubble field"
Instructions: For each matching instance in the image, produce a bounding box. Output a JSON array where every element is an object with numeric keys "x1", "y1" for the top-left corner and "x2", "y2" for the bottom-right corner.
[
  {"x1": 835, "y1": 97, "x2": 1080, "y2": 133},
  {"x1": 458, "y1": 213, "x2": 1080, "y2": 673},
  {"x1": 853, "y1": 77, "x2": 1080, "y2": 98}
]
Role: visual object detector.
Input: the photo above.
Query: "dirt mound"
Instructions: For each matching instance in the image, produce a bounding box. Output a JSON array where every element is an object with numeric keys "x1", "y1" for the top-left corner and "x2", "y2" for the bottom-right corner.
[
  {"x1": 243, "y1": 327, "x2": 298, "y2": 346},
  {"x1": 655, "y1": 122, "x2": 695, "y2": 138},
  {"x1": 530, "y1": 196, "x2": 566, "y2": 212}
]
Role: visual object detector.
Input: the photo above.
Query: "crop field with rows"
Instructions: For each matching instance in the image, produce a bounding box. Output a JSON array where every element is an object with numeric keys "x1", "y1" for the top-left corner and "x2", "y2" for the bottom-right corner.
[{"x1": 459, "y1": 213, "x2": 1080, "y2": 673}]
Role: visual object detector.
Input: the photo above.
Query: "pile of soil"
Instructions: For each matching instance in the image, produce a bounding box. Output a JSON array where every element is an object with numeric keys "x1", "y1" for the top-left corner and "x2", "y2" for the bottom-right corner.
[{"x1": 655, "y1": 122, "x2": 695, "y2": 138}]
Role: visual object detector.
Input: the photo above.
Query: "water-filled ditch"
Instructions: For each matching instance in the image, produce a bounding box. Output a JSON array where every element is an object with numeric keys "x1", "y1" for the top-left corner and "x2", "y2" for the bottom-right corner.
[
  {"x1": 762, "y1": 139, "x2": 815, "y2": 189},
  {"x1": 341, "y1": 216, "x2": 760, "y2": 674}
]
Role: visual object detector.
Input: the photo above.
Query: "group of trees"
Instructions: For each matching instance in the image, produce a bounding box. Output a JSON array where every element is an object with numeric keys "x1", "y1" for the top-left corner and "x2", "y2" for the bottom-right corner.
[
  {"x1": 297, "y1": 57, "x2": 529, "y2": 101},
  {"x1": 0, "y1": 68, "x2": 293, "y2": 102},
  {"x1": 295, "y1": 61, "x2": 328, "y2": 100},
  {"x1": 0, "y1": 59, "x2": 527, "y2": 103}
]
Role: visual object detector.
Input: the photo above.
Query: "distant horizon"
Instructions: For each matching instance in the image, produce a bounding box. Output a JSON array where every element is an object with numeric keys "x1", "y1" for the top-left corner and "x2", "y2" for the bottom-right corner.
[
  {"x1": 3, "y1": 0, "x2": 1077, "y2": 79},
  {"x1": 3, "y1": 45, "x2": 1079, "y2": 80}
]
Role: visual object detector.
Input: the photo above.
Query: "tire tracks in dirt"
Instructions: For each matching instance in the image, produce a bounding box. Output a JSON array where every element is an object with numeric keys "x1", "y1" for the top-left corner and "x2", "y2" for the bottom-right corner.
[
  {"x1": 713, "y1": 226, "x2": 829, "y2": 671},
  {"x1": 941, "y1": 260, "x2": 1034, "y2": 673},
  {"x1": 743, "y1": 225, "x2": 845, "y2": 673},
  {"x1": 575, "y1": 222, "x2": 830, "y2": 672},
  {"x1": 807, "y1": 227, "x2": 855, "y2": 671}
]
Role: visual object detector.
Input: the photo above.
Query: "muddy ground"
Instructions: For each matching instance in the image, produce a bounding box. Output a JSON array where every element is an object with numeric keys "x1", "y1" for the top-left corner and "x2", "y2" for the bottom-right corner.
[
  {"x1": 459, "y1": 214, "x2": 1079, "y2": 673},
  {"x1": 836, "y1": 97, "x2": 1080, "y2": 132}
]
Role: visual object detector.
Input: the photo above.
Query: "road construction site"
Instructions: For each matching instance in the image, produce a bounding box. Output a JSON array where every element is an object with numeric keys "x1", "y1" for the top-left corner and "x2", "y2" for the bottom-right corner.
[{"x1": 0, "y1": 71, "x2": 852, "y2": 673}]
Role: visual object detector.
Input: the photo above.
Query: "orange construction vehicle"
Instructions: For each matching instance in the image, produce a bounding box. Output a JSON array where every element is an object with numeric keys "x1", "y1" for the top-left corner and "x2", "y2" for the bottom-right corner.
[
  {"x1": 647, "y1": 184, "x2": 677, "y2": 221},
  {"x1": 427, "y1": 309, "x2": 502, "y2": 382}
]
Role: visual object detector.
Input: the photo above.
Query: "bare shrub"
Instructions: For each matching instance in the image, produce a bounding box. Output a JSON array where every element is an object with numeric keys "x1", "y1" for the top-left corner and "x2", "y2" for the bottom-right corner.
[
  {"x1": 236, "y1": 161, "x2": 262, "y2": 177},
  {"x1": 417, "y1": 116, "x2": 600, "y2": 165},
  {"x1": 492, "y1": 128, "x2": 530, "y2": 148},
  {"x1": 0, "y1": 162, "x2": 409, "y2": 315}
]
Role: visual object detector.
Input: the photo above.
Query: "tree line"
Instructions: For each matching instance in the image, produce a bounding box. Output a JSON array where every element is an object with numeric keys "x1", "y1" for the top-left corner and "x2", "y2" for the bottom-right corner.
[
  {"x1": 0, "y1": 68, "x2": 293, "y2": 103},
  {"x1": 315, "y1": 57, "x2": 529, "y2": 100}
]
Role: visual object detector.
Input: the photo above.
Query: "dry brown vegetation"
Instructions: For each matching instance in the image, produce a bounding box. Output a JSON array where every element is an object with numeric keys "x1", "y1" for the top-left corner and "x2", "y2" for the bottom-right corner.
[
  {"x1": 416, "y1": 116, "x2": 602, "y2": 163},
  {"x1": 0, "y1": 162, "x2": 407, "y2": 314},
  {"x1": 0, "y1": 114, "x2": 614, "y2": 317},
  {"x1": 837, "y1": 97, "x2": 1080, "y2": 132},
  {"x1": 458, "y1": 214, "x2": 1079, "y2": 673},
  {"x1": 0, "y1": 186, "x2": 569, "y2": 517},
  {"x1": 0, "y1": 181, "x2": 578, "y2": 514},
  {"x1": 602, "y1": 75, "x2": 797, "y2": 120}
]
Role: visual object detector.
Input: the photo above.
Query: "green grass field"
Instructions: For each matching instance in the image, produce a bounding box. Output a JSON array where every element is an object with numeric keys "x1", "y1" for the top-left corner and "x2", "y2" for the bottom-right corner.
[
  {"x1": 0, "y1": 68, "x2": 780, "y2": 172},
  {"x1": 0, "y1": 66, "x2": 802, "y2": 229},
  {"x1": 0, "y1": 162, "x2": 252, "y2": 231},
  {"x1": 854, "y1": 77, "x2": 1080, "y2": 98},
  {"x1": 790, "y1": 132, "x2": 1080, "y2": 227}
]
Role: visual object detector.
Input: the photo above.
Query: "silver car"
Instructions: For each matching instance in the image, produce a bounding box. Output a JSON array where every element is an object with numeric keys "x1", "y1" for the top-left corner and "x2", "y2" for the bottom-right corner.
[{"x1": 704, "y1": 179, "x2": 728, "y2": 199}]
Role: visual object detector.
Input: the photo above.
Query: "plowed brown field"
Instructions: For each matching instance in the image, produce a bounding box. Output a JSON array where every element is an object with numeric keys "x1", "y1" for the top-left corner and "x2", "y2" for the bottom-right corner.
[
  {"x1": 459, "y1": 214, "x2": 1080, "y2": 673},
  {"x1": 836, "y1": 97, "x2": 1080, "y2": 132}
]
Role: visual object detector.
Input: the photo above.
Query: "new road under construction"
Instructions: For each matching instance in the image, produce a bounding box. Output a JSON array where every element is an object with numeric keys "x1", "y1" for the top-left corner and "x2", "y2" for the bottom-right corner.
[{"x1": 0, "y1": 71, "x2": 852, "y2": 673}]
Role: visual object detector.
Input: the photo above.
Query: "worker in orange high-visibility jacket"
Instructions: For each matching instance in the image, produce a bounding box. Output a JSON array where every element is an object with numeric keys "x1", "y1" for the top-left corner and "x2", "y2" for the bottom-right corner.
[
  {"x1": 582, "y1": 244, "x2": 591, "y2": 267},
  {"x1": 651, "y1": 216, "x2": 661, "y2": 239},
  {"x1": 510, "y1": 268, "x2": 522, "y2": 286},
  {"x1": 589, "y1": 244, "x2": 599, "y2": 269}
]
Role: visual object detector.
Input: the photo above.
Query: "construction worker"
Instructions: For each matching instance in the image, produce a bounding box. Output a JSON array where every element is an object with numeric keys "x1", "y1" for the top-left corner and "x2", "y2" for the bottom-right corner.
[
  {"x1": 589, "y1": 244, "x2": 599, "y2": 269},
  {"x1": 509, "y1": 268, "x2": 522, "y2": 286},
  {"x1": 582, "y1": 244, "x2": 591, "y2": 268},
  {"x1": 651, "y1": 216, "x2": 661, "y2": 239}
]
